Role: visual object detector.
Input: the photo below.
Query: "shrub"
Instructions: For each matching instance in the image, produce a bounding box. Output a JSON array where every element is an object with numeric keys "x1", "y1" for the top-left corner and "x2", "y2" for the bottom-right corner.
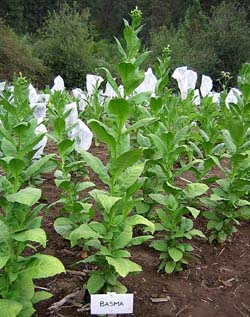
[
  {"x1": 0, "y1": 19, "x2": 50, "y2": 86},
  {"x1": 150, "y1": 0, "x2": 250, "y2": 83},
  {"x1": 207, "y1": 1, "x2": 250, "y2": 79},
  {"x1": 33, "y1": 2, "x2": 96, "y2": 89}
]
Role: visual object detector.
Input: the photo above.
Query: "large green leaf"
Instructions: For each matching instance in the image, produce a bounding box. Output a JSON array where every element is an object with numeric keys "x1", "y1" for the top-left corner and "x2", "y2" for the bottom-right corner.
[
  {"x1": 149, "y1": 134, "x2": 165, "y2": 156},
  {"x1": 21, "y1": 134, "x2": 45, "y2": 156},
  {"x1": 89, "y1": 222, "x2": 106, "y2": 235},
  {"x1": 7, "y1": 188, "x2": 41, "y2": 206},
  {"x1": 70, "y1": 224, "x2": 101, "y2": 247},
  {"x1": 168, "y1": 247, "x2": 183, "y2": 262},
  {"x1": 88, "y1": 120, "x2": 116, "y2": 155},
  {"x1": 108, "y1": 98, "x2": 130, "y2": 127},
  {"x1": 125, "y1": 118, "x2": 156, "y2": 135},
  {"x1": 87, "y1": 273, "x2": 105, "y2": 294},
  {"x1": 54, "y1": 117, "x2": 66, "y2": 136},
  {"x1": 0, "y1": 126, "x2": 16, "y2": 145},
  {"x1": 0, "y1": 220, "x2": 9, "y2": 242},
  {"x1": 57, "y1": 139, "x2": 74, "y2": 157},
  {"x1": 0, "y1": 299, "x2": 22, "y2": 317},
  {"x1": 23, "y1": 254, "x2": 65, "y2": 278},
  {"x1": 110, "y1": 149, "x2": 142, "y2": 178},
  {"x1": 80, "y1": 150, "x2": 109, "y2": 184},
  {"x1": 126, "y1": 214, "x2": 155, "y2": 234},
  {"x1": 54, "y1": 217, "x2": 75, "y2": 239},
  {"x1": 188, "y1": 229, "x2": 206, "y2": 239},
  {"x1": 165, "y1": 261, "x2": 176, "y2": 274},
  {"x1": 134, "y1": 51, "x2": 151, "y2": 67},
  {"x1": 13, "y1": 228, "x2": 47, "y2": 247},
  {"x1": 32, "y1": 291, "x2": 52, "y2": 304},
  {"x1": 25, "y1": 154, "x2": 55, "y2": 177},
  {"x1": 183, "y1": 183, "x2": 208, "y2": 199},
  {"x1": 75, "y1": 181, "x2": 95, "y2": 192},
  {"x1": 150, "y1": 97, "x2": 162, "y2": 114},
  {"x1": 9, "y1": 159, "x2": 25, "y2": 177},
  {"x1": 106, "y1": 257, "x2": 141, "y2": 277},
  {"x1": 173, "y1": 126, "x2": 190, "y2": 144},
  {"x1": 118, "y1": 62, "x2": 144, "y2": 96},
  {"x1": 156, "y1": 209, "x2": 171, "y2": 228},
  {"x1": 222, "y1": 129, "x2": 236, "y2": 154},
  {"x1": 186, "y1": 207, "x2": 200, "y2": 219},
  {"x1": 118, "y1": 163, "x2": 145, "y2": 190},
  {"x1": 14, "y1": 301, "x2": 35, "y2": 316},
  {"x1": 114, "y1": 37, "x2": 127, "y2": 60},
  {"x1": 112, "y1": 225, "x2": 133, "y2": 250},
  {"x1": 10, "y1": 273, "x2": 34, "y2": 302},
  {"x1": 227, "y1": 119, "x2": 244, "y2": 147},
  {"x1": 111, "y1": 250, "x2": 131, "y2": 258},
  {"x1": 1, "y1": 139, "x2": 17, "y2": 157},
  {"x1": 96, "y1": 194, "x2": 121, "y2": 213},
  {"x1": 131, "y1": 235, "x2": 153, "y2": 246},
  {"x1": 149, "y1": 194, "x2": 168, "y2": 206},
  {"x1": 237, "y1": 206, "x2": 250, "y2": 220},
  {"x1": 150, "y1": 240, "x2": 166, "y2": 252},
  {"x1": 101, "y1": 67, "x2": 121, "y2": 96},
  {"x1": 13, "y1": 122, "x2": 30, "y2": 135},
  {"x1": 128, "y1": 92, "x2": 151, "y2": 105},
  {"x1": 0, "y1": 253, "x2": 10, "y2": 269}
]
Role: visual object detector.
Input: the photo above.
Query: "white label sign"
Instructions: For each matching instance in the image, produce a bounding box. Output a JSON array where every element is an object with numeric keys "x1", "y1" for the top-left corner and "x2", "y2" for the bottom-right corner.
[{"x1": 91, "y1": 293, "x2": 134, "y2": 315}]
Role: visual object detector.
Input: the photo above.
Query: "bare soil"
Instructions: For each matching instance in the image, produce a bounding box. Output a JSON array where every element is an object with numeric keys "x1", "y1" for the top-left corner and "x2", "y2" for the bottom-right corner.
[{"x1": 34, "y1": 144, "x2": 250, "y2": 317}]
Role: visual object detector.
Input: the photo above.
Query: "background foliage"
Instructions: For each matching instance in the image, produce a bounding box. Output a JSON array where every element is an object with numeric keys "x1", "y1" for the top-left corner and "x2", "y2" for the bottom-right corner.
[
  {"x1": 1, "y1": 0, "x2": 250, "y2": 87},
  {"x1": 0, "y1": 19, "x2": 50, "y2": 85}
]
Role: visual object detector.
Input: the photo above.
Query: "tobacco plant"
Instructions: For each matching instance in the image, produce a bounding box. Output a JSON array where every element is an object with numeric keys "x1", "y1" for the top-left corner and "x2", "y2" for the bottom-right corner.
[
  {"x1": 65, "y1": 10, "x2": 156, "y2": 294},
  {"x1": 0, "y1": 77, "x2": 65, "y2": 316},
  {"x1": 189, "y1": 97, "x2": 225, "y2": 184},
  {"x1": 149, "y1": 183, "x2": 207, "y2": 273},
  {"x1": 76, "y1": 97, "x2": 155, "y2": 294},
  {"x1": 47, "y1": 91, "x2": 95, "y2": 241},
  {"x1": 202, "y1": 65, "x2": 250, "y2": 243},
  {"x1": 0, "y1": 77, "x2": 55, "y2": 181}
]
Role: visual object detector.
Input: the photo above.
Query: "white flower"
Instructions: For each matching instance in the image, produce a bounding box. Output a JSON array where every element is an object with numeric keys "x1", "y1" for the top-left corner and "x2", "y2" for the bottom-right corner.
[
  {"x1": 64, "y1": 102, "x2": 78, "y2": 130},
  {"x1": 33, "y1": 124, "x2": 48, "y2": 160},
  {"x1": 200, "y1": 75, "x2": 213, "y2": 97},
  {"x1": 135, "y1": 68, "x2": 157, "y2": 95},
  {"x1": 225, "y1": 88, "x2": 242, "y2": 109},
  {"x1": 72, "y1": 88, "x2": 88, "y2": 111},
  {"x1": 86, "y1": 74, "x2": 104, "y2": 96},
  {"x1": 70, "y1": 119, "x2": 93, "y2": 152},
  {"x1": 51, "y1": 75, "x2": 65, "y2": 92},
  {"x1": 172, "y1": 66, "x2": 197, "y2": 99}
]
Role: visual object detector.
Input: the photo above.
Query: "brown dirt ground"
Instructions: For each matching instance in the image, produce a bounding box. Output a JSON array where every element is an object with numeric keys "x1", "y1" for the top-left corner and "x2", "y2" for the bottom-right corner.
[{"x1": 34, "y1": 144, "x2": 250, "y2": 317}]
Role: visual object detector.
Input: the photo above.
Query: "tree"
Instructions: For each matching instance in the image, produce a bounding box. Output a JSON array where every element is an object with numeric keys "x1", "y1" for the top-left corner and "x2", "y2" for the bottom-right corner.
[
  {"x1": 0, "y1": 19, "x2": 49, "y2": 86},
  {"x1": 34, "y1": 2, "x2": 96, "y2": 89},
  {"x1": 150, "y1": 0, "x2": 250, "y2": 83},
  {"x1": 207, "y1": 1, "x2": 250, "y2": 78}
]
